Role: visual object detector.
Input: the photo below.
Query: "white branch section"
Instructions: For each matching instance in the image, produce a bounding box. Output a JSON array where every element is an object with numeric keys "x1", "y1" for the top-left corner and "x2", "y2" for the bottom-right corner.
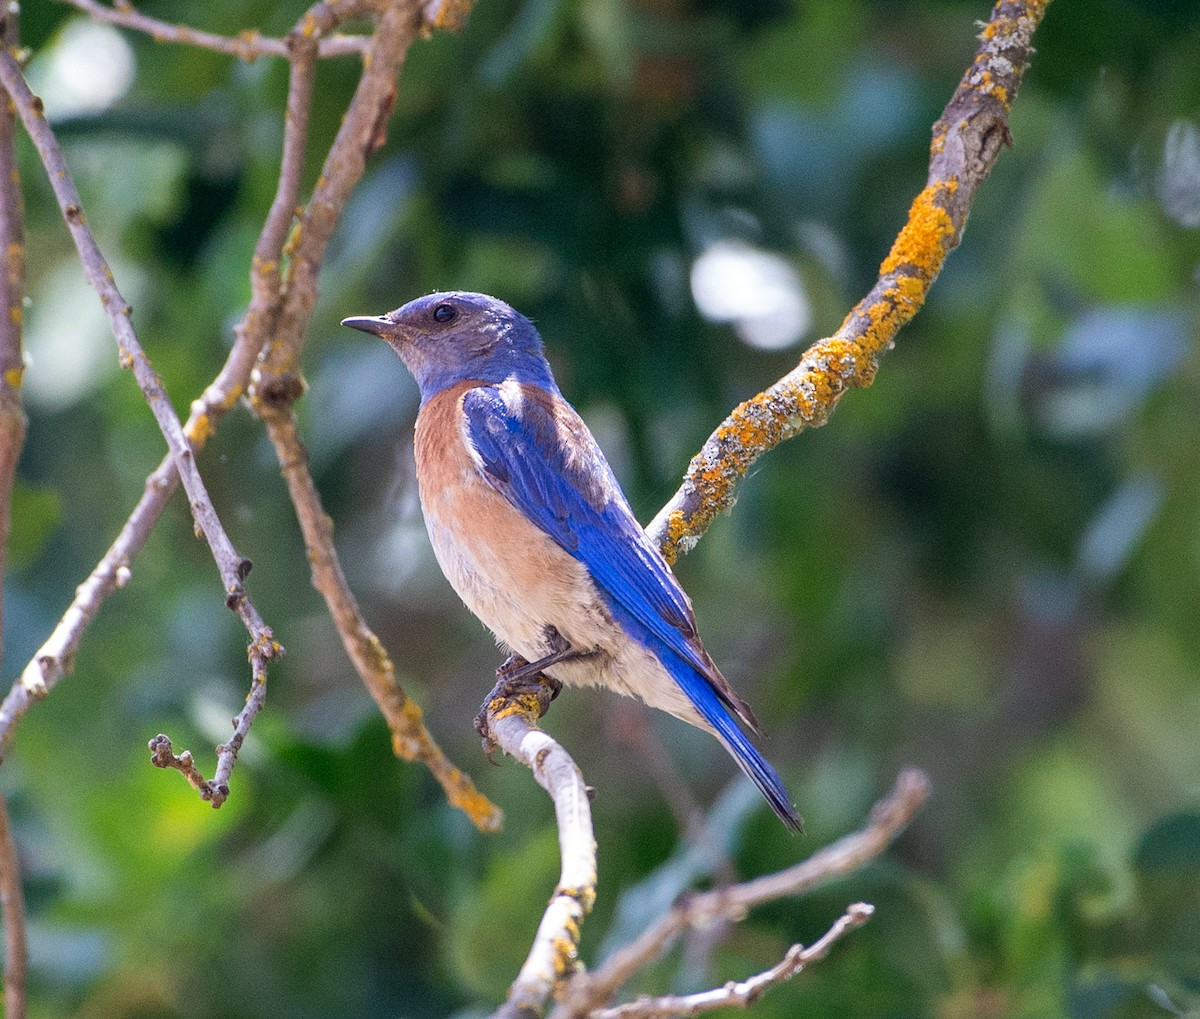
[
  {"x1": 591, "y1": 903, "x2": 875, "y2": 1019},
  {"x1": 489, "y1": 708, "x2": 598, "y2": 1019}
]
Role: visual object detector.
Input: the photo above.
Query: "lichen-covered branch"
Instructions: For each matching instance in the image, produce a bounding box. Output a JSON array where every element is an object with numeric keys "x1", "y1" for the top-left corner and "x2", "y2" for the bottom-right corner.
[
  {"x1": 258, "y1": 406, "x2": 501, "y2": 830},
  {"x1": 0, "y1": 48, "x2": 282, "y2": 802},
  {"x1": 553, "y1": 769, "x2": 931, "y2": 1019},
  {"x1": 59, "y1": 0, "x2": 371, "y2": 60},
  {"x1": 647, "y1": 0, "x2": 1049, "y2": 563},
  {"x1": 484, "y1": 687, "x2": 597, "y2": 1019},
  {"x1": 591, "y1": 903, "x2": 874, "y2": 1019}
]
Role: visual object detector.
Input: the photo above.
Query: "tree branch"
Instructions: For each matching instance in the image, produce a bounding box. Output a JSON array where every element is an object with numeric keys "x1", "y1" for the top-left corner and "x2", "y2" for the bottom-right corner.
[
  {"x1": 2, "y1": 0, "x2": 490, "y2": 825},
  {"x1": 0, "y1": 789, "x2": 26, "y2": 1019},
  {"x1": 0, "y1": 12, "x2": 29, "y2": 1015},
  {"x1": 258, "y1": 406, "x2": 501, "y2": 830},
  {"x1": 0, "y1": 47, "x2": 281, "y2": 801},
  {"x1": 647, "y1": 0, "x2": 1049, "y2": 563},
  {"x1": 553, "y1": 769, "x2": 930, "y2": 1019},
  {"x1": 58, "y1": 0, "x2": 372, "y2": 60},
  {"x1": 590, "y1": 903, "x2": 875, "y2": 1019},
  {"x1": 0, "y1": 6, "x2": 26, "y2": 666},
  {"x1": 246, "y1": 0, "x2": 502, "y2": 830},
  {"x1": 485, "y1": 691, "x2": 597, "y2": 1019}
]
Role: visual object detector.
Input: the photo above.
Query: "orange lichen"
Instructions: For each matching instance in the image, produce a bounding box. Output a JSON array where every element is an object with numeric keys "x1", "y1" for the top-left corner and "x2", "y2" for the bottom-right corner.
[
  {"x1": 184, "y1": 411, "x2": 214, "y2": 446},
  {"x1": 879, "y1": 181, "x2": 958, "y2": 279},
  {"x1": 3, "y1": 366, "x2": 22, "y2": 389},
  {"x1": 492, "y1": 691, "x2": 545, "y2": 724}
]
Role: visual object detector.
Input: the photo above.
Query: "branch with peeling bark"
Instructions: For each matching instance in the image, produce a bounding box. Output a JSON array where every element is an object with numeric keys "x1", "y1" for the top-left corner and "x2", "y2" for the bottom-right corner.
[{"x1": 484, "y1": 698, "x2": 597, "y2": 1019}]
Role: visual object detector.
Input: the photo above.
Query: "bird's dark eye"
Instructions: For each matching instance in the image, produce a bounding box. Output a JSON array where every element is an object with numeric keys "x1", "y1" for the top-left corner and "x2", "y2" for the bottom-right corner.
[{"x1": 432, "y1": 303, "x2": 457, "y2": 324}]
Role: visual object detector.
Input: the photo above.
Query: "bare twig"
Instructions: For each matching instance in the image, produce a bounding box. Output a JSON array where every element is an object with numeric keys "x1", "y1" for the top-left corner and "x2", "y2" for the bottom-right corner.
[
  {"x1": 247, "y1": 0, "x2": 503, "y2": 829},
  {"x1": 0, "y1": 4, "x2": 26, "y2": 666},
  {"x1": 647, "y1": 0, "x2": 1049, "y2": 563},
  {"x1": 252, "y1": 0, "x2": 426, "y2": 384},
  {"x1": 0, "y1": 789, "x2": 26, "y2": 1019},
  {"x1": 0, "y1": 11, "x2": 29, "y2": 1015},
  {"x1": 554, "y1": 769, "x2": 930, "y2": 1019},
  {"x1": 484, "y1": 686, "x2": 597, "y2": 1019},
  {"x1": 2, "y1": 0, "x2": 487, "y2": 825},
  {"x1": 258, "y1": 407, "x2": 501, "y2": 830},
  {"x1": 0, "y1": 48, "x2": 281, "y2": 800},
  {"x1": 59, "y1": 0, "x2": 372, "y2": 60},
  {"x1": 591, "y1": 903, "x2": 874, "y2": 1019},
  {"x1": 147, "y1": 652, "x2": 268, "y2": 807}
]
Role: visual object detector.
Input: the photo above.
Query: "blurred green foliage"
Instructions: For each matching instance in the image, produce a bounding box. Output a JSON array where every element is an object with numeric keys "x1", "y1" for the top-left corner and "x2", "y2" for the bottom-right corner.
[{"x1": 8, "y1": 0, "x2": 1200, "y2": 1016}]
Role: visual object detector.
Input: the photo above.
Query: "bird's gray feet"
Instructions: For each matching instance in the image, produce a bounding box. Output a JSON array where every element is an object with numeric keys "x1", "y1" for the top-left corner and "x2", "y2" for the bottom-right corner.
[{"x1": 474, "y1": 631, "x2": 586, "y2": 758}]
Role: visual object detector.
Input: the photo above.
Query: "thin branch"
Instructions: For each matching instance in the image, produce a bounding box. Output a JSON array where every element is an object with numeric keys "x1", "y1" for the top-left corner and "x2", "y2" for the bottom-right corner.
[
  {"x1": 591, "y1": 903, "x2": 874, "y2": 1019},
  {"x1": 0, "y1": 789, "x2": 26, "y2": 1019},
  {"x1": 58, "y1": 0, "x2": 372, "y2": 60},
  {"x1": 0, "y1": 5, "x2": 26, "y2": 667},
  {"x1": 147, "y1": 650, "x2": 268, "y2": 807},
  {"x1": 0, "y1": 12, "x2": 29, "y2": 1015},
  {"x1": 246, "y1": 0, "x2": 503, "y2": 830},
  {"x1": 647, "y1": 0, "x2": 1049, "y2": 563},
  {"x1": 253, "y1": 0, "x2": 427, "y2": 385},
  {"x1": 0, "y1": 48, "x2": 282, "y2": 799},
  {"x1": 0, "y1": 1, "x2": 489, "y2": 824},
  {"x1": 554, "y1": 769, "x2": 931, "y2": 1019},
  {"x1": 485, "y1": 687, "x2": 597, "y2": 1019},
  {"x1": 258, "y1": 406, "x2": 501, "y2": 830}
]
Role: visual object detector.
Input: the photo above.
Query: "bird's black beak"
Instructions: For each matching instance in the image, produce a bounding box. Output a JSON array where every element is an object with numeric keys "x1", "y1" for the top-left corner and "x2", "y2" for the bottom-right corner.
[{"x1": 341, "y1": 314, "x2": 395, "y2": 337}]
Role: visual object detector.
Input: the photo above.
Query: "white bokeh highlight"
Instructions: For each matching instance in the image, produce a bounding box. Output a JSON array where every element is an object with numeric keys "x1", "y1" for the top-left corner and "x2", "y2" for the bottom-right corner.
[
  {"x1": 27, "y1": 19, "x2": 136, "y2": 118},
  {"x1": 690, "y1": 240, "x2": 810, "y2": 351}
]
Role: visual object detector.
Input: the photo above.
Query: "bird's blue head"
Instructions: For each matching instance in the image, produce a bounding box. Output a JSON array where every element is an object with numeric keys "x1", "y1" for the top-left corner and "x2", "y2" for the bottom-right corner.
[{"x1": 341, "y1": 291, "x2": 558, "y2": 402}]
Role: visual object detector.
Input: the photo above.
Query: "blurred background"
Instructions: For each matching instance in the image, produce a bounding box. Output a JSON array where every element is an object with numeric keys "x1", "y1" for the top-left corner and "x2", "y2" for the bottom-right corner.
[{"x1": 10, "y1": 0, "x2": 1200, "y2": 1016}]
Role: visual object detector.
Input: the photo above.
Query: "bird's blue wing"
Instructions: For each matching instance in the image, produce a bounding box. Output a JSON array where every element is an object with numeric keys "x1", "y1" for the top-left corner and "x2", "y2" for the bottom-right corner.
[
  {"x1": 461, "y1": 384, "x2": 714, "y2": 689},
  {"x1": 462, "y1": 383, "x2": 801, "y2": 831}
]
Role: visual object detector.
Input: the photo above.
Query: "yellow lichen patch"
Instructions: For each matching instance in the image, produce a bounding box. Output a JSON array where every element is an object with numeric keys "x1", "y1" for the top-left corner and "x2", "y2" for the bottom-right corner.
[
  {"x1": 184, "y1": 412, "x2": 214, "y2": 447},
  {"x1": 8, "y1": 305, "x2": 20, "y2": 326},
  {"x1": 663, "y1": 510, "x2": 689, "y2": 563},
  {"x1": 444, "y1": 770, "x2": 503, "y2": 832},
  {"x1": 492, "y1": 691, "x2": 544, "y2": 724},
  {"x1": 551, "y1": 937, "x2": 578, "y2": 975},
  {"x1": 879, "y1": 181, "x2": 958, "y2": 281},
  {"x1": 3, "y1": 365, "x2": 22, "y2": 389}
]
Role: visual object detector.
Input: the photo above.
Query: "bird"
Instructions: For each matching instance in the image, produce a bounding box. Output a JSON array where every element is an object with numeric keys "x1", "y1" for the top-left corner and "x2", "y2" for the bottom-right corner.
[{"x1": 342, "y1": 292, "x2": 801, "y2": 831}]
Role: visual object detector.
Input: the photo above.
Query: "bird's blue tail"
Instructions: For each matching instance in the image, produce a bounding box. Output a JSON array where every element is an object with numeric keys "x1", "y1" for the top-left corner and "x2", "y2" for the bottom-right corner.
[{"x1": 658, "y1": 648, "x2": 803, "y2": 833}]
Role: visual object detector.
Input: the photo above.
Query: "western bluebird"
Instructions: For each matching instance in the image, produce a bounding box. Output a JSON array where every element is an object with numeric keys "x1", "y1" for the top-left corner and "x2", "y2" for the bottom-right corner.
[{"x1": 343, "y1": 292, "x2": 801, "y2": 830}]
